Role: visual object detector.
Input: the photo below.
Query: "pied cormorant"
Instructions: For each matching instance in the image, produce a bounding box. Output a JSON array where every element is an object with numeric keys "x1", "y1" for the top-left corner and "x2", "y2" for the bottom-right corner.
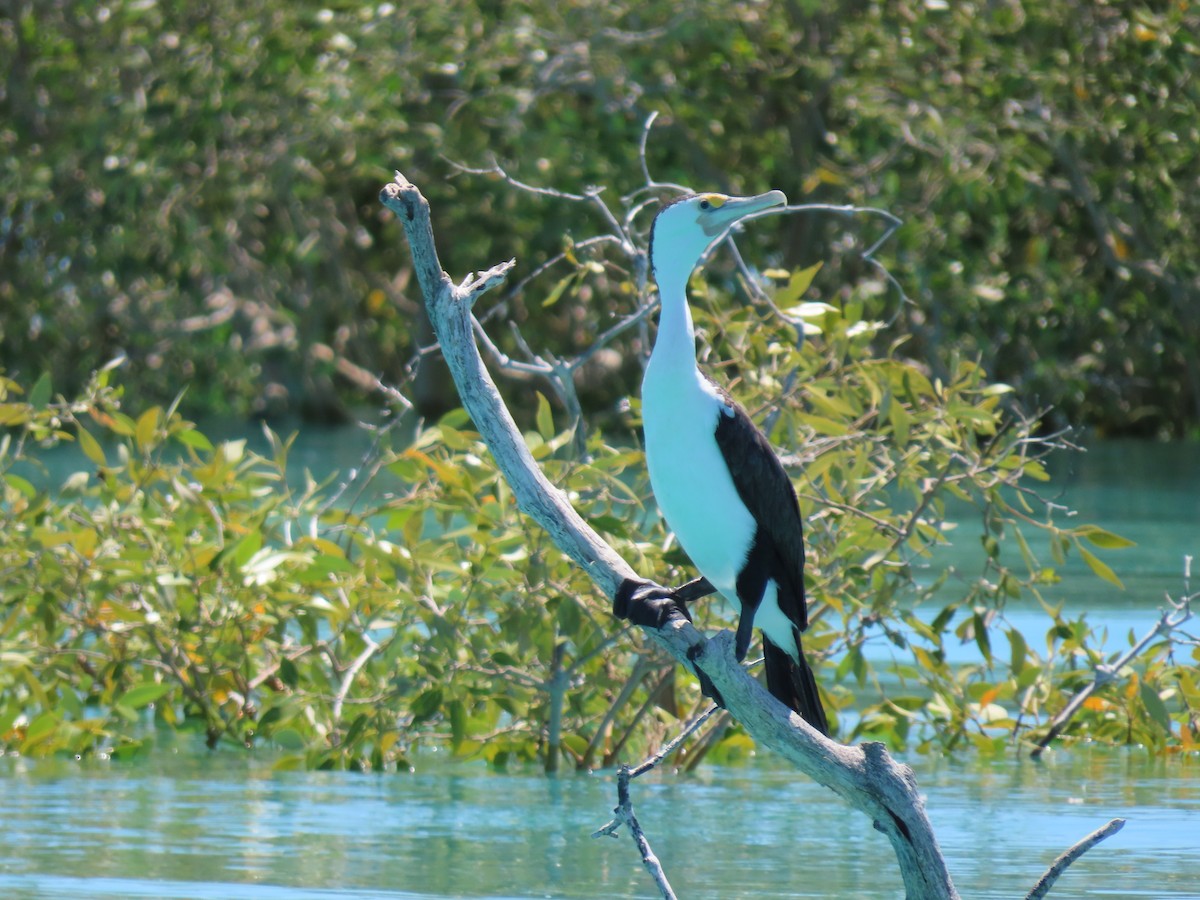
[{"x1": 621, "y1": 190, "x2": 829, "y2": 736}]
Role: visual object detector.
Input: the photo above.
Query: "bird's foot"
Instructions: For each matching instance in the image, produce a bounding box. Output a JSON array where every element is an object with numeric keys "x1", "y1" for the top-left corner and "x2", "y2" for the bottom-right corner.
[
  {"x1": 614, "y1": 578, "x2": 693, "y2": 628},
  {"x1": 614, "y1": 578, "x2": 727, "y2": 709}
]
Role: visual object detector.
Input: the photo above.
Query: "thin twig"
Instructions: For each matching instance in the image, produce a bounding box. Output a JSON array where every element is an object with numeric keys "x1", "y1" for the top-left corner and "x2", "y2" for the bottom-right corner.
[
  {"x1": 332, "y1": 634, "x2": 380, "y2": 732},
  {"x1": 632, "y1": 110, "x2": 690, "y2": 196},
  {"x1": 592, "y1": 702, "x2": 723, "y2": 841},
  {"x1": 1024, "y1": 818, "x2": 1126, "y2": 900},
  {"x1": 594, "y1": 765, "x2": 678, "y2": 900},
  {"x1": 631, "y1": 703, "x2": 722, "y2": 777}
]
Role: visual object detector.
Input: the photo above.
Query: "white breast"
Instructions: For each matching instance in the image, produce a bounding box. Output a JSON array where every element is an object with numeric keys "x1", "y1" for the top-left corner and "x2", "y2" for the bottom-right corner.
[{"x1": 642, "y1": 361, "x2": 756, "y2": 604}]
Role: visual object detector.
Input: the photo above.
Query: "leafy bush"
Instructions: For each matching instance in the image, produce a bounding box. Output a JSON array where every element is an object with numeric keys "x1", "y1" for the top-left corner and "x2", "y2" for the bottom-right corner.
[{"x1": 2, "y1": 281, "x2": 1195, "y2": 768}]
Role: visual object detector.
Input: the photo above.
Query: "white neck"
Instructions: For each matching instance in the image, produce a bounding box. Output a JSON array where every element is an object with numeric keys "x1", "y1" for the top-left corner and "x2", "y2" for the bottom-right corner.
[{"x1": 648, "y1": 254, "x2": 699, "y2": 376}]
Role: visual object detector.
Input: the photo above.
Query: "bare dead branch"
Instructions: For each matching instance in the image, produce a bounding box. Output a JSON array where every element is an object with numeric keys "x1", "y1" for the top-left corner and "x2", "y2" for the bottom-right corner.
[
  {"x1": 332, "y1": 634, "x2": 380, "y2": 734},
  {"x1": 1024, "y1": 818, "x2": 1126, "y2": 900},
  {"x1": 594, "y1": 765, "x2": 679, "y2": 900}
]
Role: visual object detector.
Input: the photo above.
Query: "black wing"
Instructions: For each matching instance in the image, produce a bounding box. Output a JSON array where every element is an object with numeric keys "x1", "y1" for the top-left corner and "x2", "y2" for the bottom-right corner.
[{"x1": 710, "y1": 379, "x2": 808, "y2": 633}]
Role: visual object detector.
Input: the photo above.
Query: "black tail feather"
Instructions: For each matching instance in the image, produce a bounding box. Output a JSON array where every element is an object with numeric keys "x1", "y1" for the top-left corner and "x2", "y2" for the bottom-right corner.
[{"x1": 762, "y1": 634, "x2": 829, "y2": 737}]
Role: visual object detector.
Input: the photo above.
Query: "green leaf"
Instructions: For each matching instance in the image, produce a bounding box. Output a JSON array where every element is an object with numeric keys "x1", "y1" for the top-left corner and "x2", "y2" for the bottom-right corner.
[
  {"x1": 77, "y1": 425, "x2": 107, "y2": 466},
  {"x1": 972, "y1": 611, "x2": 992, "y2": 663},
  {"x1": 229, "y1": 529, "x2": 264, "y2": 570},
  {"x1": 272, "y1": 728, "x2": 308, "y2": 750},
  {"x1": 1138, "y1": 682, "x2": 1172, "y2": 733},
  {"x1": 561, "y1": 733, "x2": 589, "y2": 758},
  {"x1": 775, "y1": 262, "x2": 824, "y2": 307},
  {"x1": 5, "y1": 473, "x2": 36, "y2": 499},
  {"x1": 116, "y1": 682, "x2": 171, "y2": 710},
  {"x1": 29, "y1": 372, "x2": 52, "y2": 409},
  {"x1": 410, "y1": 688, "x2": 443, "y2": 722},
  {"x1": 342, "y1": 713, "x2": 370, "y2": 747},
  {"x1": 174, "y1": 427, "x2": 215, "y2": 453},
  {"x1": 448, "y1": 700, "x2": 467, "y2": 748},
  {"x1": 557, "y1": 595, "x2": 582, "y2": 635},
  {"x1": 1076, "y1": 525, "x2": 1137, "y2": 550},
  {"x1": 1008, "y1": 628, "x2": 1028, "y2": 676},
  {"x1": 1078, "y1": 545, "x2": 1124, "y2": 589},
  {"x1": 535, "y1": 392, "x2": 555, "y2": 442}
]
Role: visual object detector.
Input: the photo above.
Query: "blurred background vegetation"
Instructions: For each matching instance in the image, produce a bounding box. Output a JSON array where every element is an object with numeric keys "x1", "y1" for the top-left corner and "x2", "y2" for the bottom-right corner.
[{"x1": 2, "y1": 0, "x2": 1197, "y2": 436}]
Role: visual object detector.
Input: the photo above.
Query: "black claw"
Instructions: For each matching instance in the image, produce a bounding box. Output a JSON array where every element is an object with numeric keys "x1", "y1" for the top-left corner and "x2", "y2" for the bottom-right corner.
[
  {"x1": 674, "y1": 577, "x2": 717, "y2": 604},
  {"x1": 614, "y1": 578, "x2": 692, "y2": 628}
]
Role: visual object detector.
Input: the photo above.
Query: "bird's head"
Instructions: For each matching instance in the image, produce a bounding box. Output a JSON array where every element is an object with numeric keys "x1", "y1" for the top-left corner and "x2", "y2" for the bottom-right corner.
[{"x1": 649, "y1": 190, "x2": 787, "y2": 281}]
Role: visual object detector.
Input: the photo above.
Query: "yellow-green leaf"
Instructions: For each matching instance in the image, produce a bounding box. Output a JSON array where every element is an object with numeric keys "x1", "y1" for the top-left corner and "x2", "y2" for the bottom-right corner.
[
  {"x1": 981, "y1": 383, "x2": 1015, "y2": 396},
  {"x1": 542, "y1": 271, "x2": 577, "y2": 307},
  {"x1": 1076, "y1": 525, "x2": 1137, "y2": 550},
  {"x1": 797, "y1": 412, "x2": 849, "y2": 436},
  {"x1": 21, "y1": 711, "x2": 61, "y2": 751},
  {"x1": 77, "y1": 425, "x2": 107, "y2": 466},
  {"x1": 1078, "y1": 545, "x2": 1124, "y2": 589},
  {"x1": 135, "y1": 407, "x2": 161, "y2": 452},
  {"x1": 775, "y1": 262, "x2": 824, "y2": 307},
  {"x1": 0, "y1": 403, "x2": 30, "y2": 426},
  {"x1": 535, "y1": 392, "x2": 555, "y2": 442}
]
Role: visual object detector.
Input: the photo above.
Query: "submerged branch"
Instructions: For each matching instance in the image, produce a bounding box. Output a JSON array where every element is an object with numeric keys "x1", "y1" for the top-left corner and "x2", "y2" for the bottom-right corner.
[
  {"x1": 594, "y1": 765, "x2": 679, "y2": 900},
  {"x1": 1024, "y1": 818, "x2": 1126, "y2": 900}
]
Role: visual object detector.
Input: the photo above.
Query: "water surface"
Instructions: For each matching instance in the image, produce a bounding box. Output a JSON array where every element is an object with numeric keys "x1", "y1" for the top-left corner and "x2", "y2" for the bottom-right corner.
[{"x1": 0, "y1": 747, "x2": 1196, "y2": 899}]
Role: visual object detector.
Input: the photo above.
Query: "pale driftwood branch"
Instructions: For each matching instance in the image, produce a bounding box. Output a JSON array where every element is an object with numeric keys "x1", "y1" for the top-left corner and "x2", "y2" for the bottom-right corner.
[
  {"x1": 380, "y1": 172, "x2": 635, "y2": 599},
  {"x1": 379, "y1": 172, "x2": 1116, "y2": 900},
  {"x1": 1024, "y1": 818, "x2": 1126, "y2": 900}
]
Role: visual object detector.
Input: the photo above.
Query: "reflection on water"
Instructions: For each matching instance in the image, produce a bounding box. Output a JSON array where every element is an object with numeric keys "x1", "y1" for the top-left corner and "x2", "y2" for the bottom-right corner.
[{"x1": 0, "y1": 746, "x2": 1197, "y2": 899}]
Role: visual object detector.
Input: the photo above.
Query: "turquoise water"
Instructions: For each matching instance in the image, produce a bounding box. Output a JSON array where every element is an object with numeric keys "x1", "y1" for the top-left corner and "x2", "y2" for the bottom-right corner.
[
  {"x1": 0, "y1": 747, "x2": 1197, "y2": 899},
  {"x1": 956, "y1": 439, "x2": 1198, "y2": 609}
]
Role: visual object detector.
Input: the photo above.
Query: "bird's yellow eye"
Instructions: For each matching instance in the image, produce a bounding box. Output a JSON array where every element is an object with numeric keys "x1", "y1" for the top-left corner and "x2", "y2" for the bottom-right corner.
[{"x1": 699, "y1": 194, "x2": 726, "y2": 211}]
